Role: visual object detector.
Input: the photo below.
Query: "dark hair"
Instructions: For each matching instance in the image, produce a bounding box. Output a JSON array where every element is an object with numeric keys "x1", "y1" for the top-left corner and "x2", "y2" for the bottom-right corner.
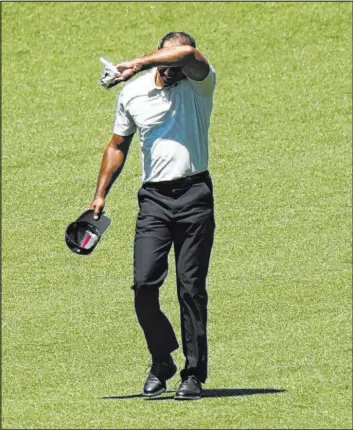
[{"x1": 159, "y1": 32, "x2": 196, "y2": 49}]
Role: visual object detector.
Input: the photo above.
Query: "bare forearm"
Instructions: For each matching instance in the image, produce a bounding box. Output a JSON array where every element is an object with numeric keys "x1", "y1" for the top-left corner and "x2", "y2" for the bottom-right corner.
[
  {"x1": 94, "y1": 145, "x2": 125, "y2": 198},
  {"x1": 115, "y1": 46, "x2": 209, "y2": 83},
  {"x1": 134, "y1": 46, "x2": 194, "y2": 71}
]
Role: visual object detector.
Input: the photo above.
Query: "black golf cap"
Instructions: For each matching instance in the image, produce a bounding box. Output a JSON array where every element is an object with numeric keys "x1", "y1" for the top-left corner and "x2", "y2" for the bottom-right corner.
[{"x1": 65, "y1": 210, "x2": 112, "y2": 255}]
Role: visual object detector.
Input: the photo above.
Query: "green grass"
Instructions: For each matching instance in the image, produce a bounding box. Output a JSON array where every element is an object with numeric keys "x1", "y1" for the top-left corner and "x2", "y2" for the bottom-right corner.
[{"x1": 2, "y1": 2, "x2": 352, "y2": 429}]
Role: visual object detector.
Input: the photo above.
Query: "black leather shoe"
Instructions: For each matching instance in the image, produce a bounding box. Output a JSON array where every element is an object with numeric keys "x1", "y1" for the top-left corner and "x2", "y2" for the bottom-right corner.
[
  {"x1": 143, "y1": 356, "x2": 177, "y2": 397},
  {"x1": 175, "y1": 375, "x2": 202, "y2": 400}
]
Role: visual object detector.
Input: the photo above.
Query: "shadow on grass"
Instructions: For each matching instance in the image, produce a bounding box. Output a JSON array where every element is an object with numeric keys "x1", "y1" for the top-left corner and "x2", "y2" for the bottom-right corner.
[{"x1": 103, "y1": 388, "x2": 286, "y2": 401}]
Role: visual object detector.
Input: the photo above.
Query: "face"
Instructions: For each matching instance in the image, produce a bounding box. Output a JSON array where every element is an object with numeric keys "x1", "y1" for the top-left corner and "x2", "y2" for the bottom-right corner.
[
  {"x1": 157, "y1": 66, "x2": 185, "y2": 87},
  {"x1": 157, "y1": 39, "x2": 187, "y2": 87}
]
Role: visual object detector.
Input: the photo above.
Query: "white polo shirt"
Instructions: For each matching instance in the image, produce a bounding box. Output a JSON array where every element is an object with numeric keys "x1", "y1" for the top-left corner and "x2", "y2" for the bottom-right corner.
[{"x1": 113, "y1": 65, "x2": 216, "y2": 183}]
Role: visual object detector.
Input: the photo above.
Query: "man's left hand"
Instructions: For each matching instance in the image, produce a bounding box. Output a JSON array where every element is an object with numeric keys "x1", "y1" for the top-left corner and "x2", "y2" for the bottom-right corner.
[{"x1": 114, "y1": 61, "x2": 143, "y2": 84}]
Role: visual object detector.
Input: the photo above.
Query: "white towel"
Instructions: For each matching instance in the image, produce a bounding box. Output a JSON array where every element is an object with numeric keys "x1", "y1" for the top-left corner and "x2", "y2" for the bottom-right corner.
[{"x1": 100, "y1": 57, "x2": 121, "y2": 90}]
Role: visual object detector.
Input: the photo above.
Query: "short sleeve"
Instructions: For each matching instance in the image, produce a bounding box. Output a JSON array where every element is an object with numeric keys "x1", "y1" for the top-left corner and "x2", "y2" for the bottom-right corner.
[
  {"x1": 113, "y1": 91, "x2": 137, "y2": 136},
  {"x1": 187, "y1": 65, "x2": 216, "y2": 97}
]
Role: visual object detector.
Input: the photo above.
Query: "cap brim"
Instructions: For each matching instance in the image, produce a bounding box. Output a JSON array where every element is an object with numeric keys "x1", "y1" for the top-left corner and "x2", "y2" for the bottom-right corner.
[{"x1": 76, "y1": 210, "x2": 112, "y2": 235}]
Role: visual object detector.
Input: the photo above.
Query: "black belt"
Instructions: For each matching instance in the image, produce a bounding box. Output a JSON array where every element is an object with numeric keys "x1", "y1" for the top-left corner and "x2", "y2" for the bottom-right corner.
[{"x1": 143, "y1": 170, "x2": 210, "y2": 189}]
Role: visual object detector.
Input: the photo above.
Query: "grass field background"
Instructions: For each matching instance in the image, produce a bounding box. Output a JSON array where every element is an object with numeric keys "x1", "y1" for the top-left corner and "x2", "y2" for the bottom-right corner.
[{"x1": 2, "y1": 2, "x2": 352, "y2": 429}]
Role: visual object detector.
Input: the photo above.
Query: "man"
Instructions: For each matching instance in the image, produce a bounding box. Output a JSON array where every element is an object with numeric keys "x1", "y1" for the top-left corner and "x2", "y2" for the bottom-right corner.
[{"x1": 90, "y1": 32, "x2": 216, "y2": 400}]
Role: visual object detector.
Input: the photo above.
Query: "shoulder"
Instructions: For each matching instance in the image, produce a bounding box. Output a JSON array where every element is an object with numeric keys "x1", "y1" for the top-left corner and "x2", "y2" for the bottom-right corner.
[
  {"x1": 186, "y1": 64, "x2": 216, "y2": 97},
  {"x1": 119, "y1": 69, "x2": 155, "y2": 104}
]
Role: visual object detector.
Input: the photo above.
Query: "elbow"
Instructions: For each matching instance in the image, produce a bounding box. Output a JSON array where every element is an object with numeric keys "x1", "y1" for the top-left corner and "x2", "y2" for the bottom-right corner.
[
  {"x1": 109, "y1": 134, "x2": 125, "y2": 149},
  {"x1": 107, "y1": 133, "x2": 132, "y2": 155}
]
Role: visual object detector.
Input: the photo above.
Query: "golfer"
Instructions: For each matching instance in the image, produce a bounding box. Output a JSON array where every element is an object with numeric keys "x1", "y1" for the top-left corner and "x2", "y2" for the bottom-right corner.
[{"x1": 90, "y1": 32, "x2": 216, "y2": 400}]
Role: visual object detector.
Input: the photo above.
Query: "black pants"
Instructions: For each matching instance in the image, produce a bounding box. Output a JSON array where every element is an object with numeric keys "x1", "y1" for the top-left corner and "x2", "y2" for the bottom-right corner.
[{"x1": 132, "y1": 171, "x2": 215, "y2": 383}]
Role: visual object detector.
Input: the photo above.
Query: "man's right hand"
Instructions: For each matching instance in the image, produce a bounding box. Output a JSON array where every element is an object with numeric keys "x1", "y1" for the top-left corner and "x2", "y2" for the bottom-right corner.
[{"x1": 90, "y1": 196, "x2": 105, "y2": 220}]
